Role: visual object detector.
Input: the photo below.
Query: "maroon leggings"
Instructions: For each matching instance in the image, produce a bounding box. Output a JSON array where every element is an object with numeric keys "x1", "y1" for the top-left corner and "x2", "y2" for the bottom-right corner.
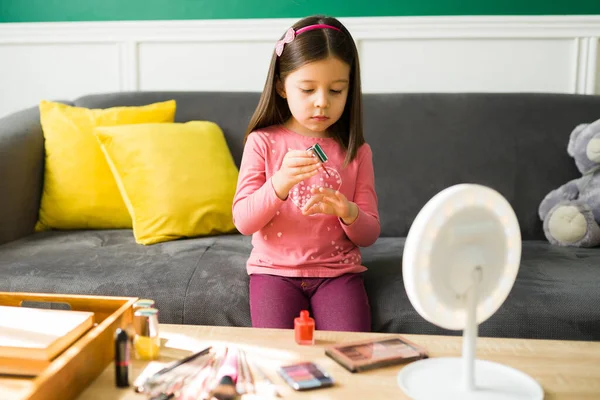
[{"x1": 249, "y1": 273, "x2": 371, "y2": 332}]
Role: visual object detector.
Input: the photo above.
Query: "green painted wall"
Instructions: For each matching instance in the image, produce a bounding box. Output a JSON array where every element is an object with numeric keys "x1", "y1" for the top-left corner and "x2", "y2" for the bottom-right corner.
[{"x1": 1, "y1": 0, "x2": 599, "y2": 23}]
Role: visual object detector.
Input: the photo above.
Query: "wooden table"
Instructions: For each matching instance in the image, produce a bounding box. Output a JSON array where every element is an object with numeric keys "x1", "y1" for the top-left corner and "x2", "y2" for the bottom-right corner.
[{"x1": 77, "y1": 324, "x2": 600, "y2": 400}]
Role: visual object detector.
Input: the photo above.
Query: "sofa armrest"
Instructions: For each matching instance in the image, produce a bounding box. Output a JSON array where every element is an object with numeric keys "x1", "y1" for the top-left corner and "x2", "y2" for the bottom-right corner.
[{"x1": 0, "y1": 105, "x2": 47, "y2": 246}]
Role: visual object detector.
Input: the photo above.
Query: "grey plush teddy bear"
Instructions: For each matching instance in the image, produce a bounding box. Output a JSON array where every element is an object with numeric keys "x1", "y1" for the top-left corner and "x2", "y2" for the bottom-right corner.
[{"x1": 539, "y1": 118, "x2": 600, "y2": 247}]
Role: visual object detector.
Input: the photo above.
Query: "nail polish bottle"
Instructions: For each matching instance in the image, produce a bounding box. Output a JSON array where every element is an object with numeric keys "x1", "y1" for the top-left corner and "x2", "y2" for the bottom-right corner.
[{"x1": 294, "y1": 310, "x2": 315, "y2": 345}]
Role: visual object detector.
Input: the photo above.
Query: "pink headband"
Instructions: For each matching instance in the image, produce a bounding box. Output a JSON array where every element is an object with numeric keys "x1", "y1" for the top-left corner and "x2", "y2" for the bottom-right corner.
[{"x1": 275, "y1": 24, "x2": 342, "y2": 57}]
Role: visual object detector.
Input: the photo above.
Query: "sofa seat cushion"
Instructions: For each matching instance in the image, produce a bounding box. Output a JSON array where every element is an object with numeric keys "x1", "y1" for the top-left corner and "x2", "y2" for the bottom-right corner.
[
  {"x1": 1, "y1": 232, "x2": 598, "y2": 340},
  {"x1": 0, "y1": 229, "x2": 229, "y2": 324},
  {"x1": 362, "y1": 238, "x2": 600, "y2": 340}
]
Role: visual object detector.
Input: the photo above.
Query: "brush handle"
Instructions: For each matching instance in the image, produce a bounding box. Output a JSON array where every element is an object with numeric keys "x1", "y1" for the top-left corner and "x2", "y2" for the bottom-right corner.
[
  {"x1": 238, "y1": 349, "x2": 254, "y2": 394},
  {"x1": 179, "y1": 353, "x2": 216, "y2": 400},
  {"x1": 215, "y1": 348, "x2": 238, "y2": 384}
]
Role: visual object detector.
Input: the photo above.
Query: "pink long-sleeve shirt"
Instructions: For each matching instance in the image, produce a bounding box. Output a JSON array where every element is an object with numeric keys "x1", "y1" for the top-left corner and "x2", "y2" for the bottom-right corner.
[{"x1": 232, "y1": 125, "x2": 380, "y2": 278}]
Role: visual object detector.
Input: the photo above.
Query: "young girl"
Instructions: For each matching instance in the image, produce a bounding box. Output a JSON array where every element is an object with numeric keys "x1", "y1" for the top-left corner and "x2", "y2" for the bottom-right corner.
[{"x1": 233, "y1": 15, "x2": 380, "y2": 332}]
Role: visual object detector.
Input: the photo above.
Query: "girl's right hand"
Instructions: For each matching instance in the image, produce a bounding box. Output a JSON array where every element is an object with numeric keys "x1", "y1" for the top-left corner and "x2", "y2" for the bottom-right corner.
[{"x1": 272, "y1": 150, "x2": 322, "y2": 200}]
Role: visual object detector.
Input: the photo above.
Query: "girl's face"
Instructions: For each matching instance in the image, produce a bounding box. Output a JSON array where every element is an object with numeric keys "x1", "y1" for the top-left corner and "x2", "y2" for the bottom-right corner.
[{"x1": 277, "y1": 56, "x2": 350, "y2": 138}]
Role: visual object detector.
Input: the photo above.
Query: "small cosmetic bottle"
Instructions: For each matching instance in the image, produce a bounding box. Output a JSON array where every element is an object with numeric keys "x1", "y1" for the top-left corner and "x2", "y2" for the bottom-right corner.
[
  {"x1": 125, "y1": 299, "x2": 155, "y2": 342},
  {"x1": 306, "y1": 143, "x2": 330, "y2": 177},
  {"x1": 294, "y1": 310, "x2": 315, "y2": 345},
  {"x1": 133, "y1": 298, "x2": 155, "y2": 312},
  {"x1": 133, "y1": 307, "x2": 161, "y2": 360},
  {"x1": 114, "y1": 328, "x2": 131, "y2": 387}
]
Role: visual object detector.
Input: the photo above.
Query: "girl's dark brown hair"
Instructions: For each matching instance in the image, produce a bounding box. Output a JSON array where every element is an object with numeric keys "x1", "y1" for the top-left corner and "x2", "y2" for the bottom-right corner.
[{"x1": 244, "y1": 15, "x2": 364, "y2": 166}]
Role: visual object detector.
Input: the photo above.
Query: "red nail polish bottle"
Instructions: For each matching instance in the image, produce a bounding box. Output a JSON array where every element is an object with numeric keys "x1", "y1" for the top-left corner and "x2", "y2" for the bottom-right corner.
[{"x1": 295, "y1": 310, "x2": 315, "y2": 345}]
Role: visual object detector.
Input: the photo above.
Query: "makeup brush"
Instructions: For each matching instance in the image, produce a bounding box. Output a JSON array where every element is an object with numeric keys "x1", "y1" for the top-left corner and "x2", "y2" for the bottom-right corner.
[
  {"x1": 139, "y1": 345, "x2": 212, "y2": 392},
  {"x1": 251, "y1": 359, "x2": 281, "y2": 398},
  {"x1": 236, "y1": 349, "x2": 247, "y2": 395},
  {"x1": 210, "y1": 347, "x2": 239, "y2": 400},
  {"x1": 172, "y1": 351, "x2": 217, "y2": 400},
  {"x1": 201, "y1": 348, "x2": 227, "y2": 400},
  {"x1": 236, "y1": 349, "x2": 254, "y2": 395}
]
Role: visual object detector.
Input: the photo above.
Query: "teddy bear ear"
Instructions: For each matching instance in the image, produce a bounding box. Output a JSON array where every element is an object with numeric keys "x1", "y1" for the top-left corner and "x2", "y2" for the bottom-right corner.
[{"x1": 567, "y1": 123, "x2": 588, "y2": 156}]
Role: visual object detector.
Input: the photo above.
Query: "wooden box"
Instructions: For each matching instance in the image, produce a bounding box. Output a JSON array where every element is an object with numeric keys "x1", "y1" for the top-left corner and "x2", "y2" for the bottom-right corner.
[{"x1": 0, "y1": 292, "x2": 137, "y2": 400}]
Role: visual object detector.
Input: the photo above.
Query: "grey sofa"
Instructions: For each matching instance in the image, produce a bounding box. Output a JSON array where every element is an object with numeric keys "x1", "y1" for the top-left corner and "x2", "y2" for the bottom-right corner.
[{"x1": 1, "y1": 92, "x2": 599, "y2": 341}]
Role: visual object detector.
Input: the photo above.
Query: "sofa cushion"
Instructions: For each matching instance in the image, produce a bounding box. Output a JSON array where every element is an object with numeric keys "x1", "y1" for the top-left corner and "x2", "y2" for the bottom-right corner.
[
  {"x1": 73, "y1": 92, "x2": 600, "y2": 240},
  {"x1": 362, "y1": 238, "x2": 600, "y2": 340},
  {"x1": 36, "y1": 100, "x2": 177, "y2": 231},
  {"x1": 182, "y1": 235, "x2": 253, "y2": 327},
  {"x1": 94, "y1": 121, "x2": 239, "y2": 245},
  {"x1": 0, "y1": 229, "x2": 207, "y2": 324},
  {"x1": 3, "y1": 231, "x2": 597, "y2": 340}
]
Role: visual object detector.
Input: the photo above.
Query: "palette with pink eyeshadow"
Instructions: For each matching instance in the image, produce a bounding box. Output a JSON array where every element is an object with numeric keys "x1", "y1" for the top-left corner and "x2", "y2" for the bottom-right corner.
[{"x1": 277, "y1": 361, "x2": 334, "y2": 391}]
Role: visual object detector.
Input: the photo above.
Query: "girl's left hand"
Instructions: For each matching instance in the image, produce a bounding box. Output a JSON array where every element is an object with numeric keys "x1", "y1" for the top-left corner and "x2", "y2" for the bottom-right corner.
[{"x1": 302, "y1": 187, "x2": 359, "y2": 224}]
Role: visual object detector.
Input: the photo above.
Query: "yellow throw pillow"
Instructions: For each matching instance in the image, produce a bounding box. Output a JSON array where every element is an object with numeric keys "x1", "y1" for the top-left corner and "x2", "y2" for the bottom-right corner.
[
  {"x1": 36, "y1": 100, "x2": 176, "y2": 231},
  {"x1": 94, "y1": 121, "x2": 239, "y2": 245}
]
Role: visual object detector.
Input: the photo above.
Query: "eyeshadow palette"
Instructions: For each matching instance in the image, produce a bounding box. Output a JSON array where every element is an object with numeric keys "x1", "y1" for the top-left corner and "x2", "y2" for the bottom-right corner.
[
  {"x1": 277, "y1": 362, "x2": 334, "y2": 391},
  {"x1": 325, "y1": 336, "x2": 428, "y2": 373}
]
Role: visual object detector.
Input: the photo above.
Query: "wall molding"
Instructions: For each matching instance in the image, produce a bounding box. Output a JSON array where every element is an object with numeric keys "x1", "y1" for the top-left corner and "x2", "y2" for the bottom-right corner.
[
  {"x1": 118, "y1": 41, "x2": 139, "y2": 91},
  {"x1": 0, "y1": 15, "x2": 598, "y2": 111}
]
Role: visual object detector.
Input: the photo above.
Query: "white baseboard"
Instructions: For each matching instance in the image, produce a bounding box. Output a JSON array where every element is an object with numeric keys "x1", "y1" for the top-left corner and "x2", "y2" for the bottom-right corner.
[{"x1": 0, "y1": 15, "x2": 599, "y2": 117}]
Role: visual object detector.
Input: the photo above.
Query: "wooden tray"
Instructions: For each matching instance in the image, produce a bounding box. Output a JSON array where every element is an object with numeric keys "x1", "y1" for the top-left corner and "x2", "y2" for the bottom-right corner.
[{"x1": 0, "y1": 292, "x2": 137, "y2": 400}]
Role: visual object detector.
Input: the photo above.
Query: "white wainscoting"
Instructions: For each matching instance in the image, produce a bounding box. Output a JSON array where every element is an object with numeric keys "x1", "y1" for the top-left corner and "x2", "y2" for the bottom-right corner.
[{"x1": 0, "y1": 16, "x2": 599, "y2": 118}]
